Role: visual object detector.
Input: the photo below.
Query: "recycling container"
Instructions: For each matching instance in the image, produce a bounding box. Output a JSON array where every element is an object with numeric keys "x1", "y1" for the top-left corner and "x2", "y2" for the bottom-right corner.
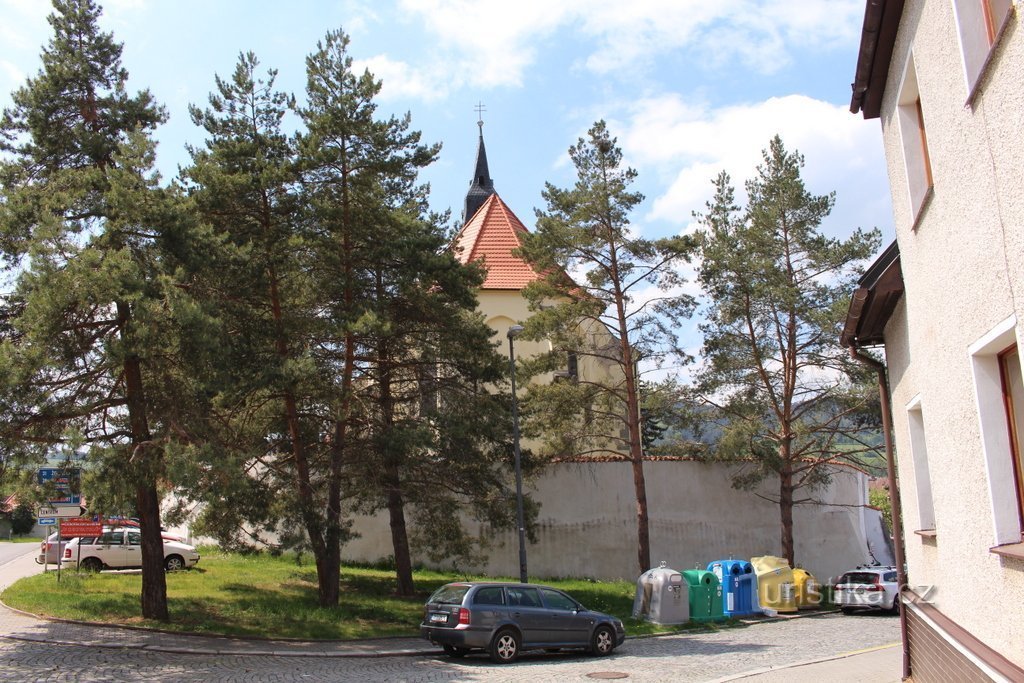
[
  {"x1": 792, "y1": 567, "x2": 822, "y2": 609},
  {"x1": 681, "y1": 569, "x2": 725, "y2": 623},
  {"x1": 708, "y1": 559, "x2": 759, "y2": 617},
  {"x1": 633, "y1": 562, "x2": 689, "y2": 625},
  {"x1": 750, "y1": 555, "x2": 798, "y2": 613}
]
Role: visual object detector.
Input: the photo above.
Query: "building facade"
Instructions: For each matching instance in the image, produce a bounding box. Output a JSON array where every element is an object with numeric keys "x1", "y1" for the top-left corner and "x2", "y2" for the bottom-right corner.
[{"x1": 844, "y1": 0, "x2": 1024, "y2": 679}]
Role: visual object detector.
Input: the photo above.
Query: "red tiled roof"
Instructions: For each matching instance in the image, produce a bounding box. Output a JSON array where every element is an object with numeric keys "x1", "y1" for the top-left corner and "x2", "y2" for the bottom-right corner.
[{"x1": 452, "y1": 193, "x2": 542, "y2": 290}]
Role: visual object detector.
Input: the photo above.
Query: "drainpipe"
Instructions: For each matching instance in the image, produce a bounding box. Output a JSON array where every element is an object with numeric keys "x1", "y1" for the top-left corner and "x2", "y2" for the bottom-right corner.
[{"x1": 849, "y1": 346, "x2": 910, "y2": 681}]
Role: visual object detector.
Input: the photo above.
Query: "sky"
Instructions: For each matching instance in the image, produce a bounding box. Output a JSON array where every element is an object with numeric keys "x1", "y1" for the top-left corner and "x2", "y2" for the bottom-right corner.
[{"x1": 0, "y1": 0, "x2": 895, "y2": 364}]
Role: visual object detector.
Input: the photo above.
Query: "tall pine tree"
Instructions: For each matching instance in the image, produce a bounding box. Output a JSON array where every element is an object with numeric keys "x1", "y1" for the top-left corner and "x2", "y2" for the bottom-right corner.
[
  {"x1": 694, "y1": 136, "x2": 882, "y2": 567},
  {"x1": 0, "y1": 0, "x2": 213, "y2": 620},
  {"x1": 516, "y1": 121, "x2": 696, "y2": 574}
]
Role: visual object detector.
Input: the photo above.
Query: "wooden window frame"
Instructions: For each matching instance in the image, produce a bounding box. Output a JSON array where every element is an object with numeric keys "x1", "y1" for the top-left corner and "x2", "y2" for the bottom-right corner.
[{"x1": 998, "y1": 344, "x2": 1024, "y2": 534}]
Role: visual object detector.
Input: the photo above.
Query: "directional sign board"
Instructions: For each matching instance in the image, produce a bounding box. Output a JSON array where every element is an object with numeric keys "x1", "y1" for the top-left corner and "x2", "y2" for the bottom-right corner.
[
  {"x1": 36, "y1": 505, "x2": 85, "y2": 519},
  {"x1": 38, "y1": 467, "x2": 82, "y2": 505},
  {"x1": 37, "y1": 517, "x2": 56, "y2": 526}
]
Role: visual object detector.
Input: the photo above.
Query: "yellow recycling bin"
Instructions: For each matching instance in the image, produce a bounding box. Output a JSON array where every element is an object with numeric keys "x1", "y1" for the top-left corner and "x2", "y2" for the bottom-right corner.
[
  {"x1": 750, "y1": 555, "x2": 798, "y2": 613},
  {"x1": 792, "y1": 567, "x2": 822, "y2": 609}
]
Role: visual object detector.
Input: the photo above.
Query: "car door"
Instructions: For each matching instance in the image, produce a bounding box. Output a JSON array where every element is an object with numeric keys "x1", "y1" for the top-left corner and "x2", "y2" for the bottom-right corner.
[
  {"x1": 539, "y1": 588, "x2": 591, "y2": 646},
  {"x1": 91, "y1": 530, "x2": 128, "y2": 568},
  {"x1": 124, "y1": 530, "x2": 143, "y2": 568},
  {"x1": 505, "y1": 586, "x2": 549, "y2": 646}
]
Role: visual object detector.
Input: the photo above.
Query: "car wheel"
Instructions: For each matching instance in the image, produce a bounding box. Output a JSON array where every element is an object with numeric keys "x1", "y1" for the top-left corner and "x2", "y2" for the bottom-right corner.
[
  {"x1": 889, "y1": 597, "x2": 901, "y2": 614},
  {"x1": 591, "y1": 624, "x2": 616, "y2": 656},
  {"x1": 79, "y1": 557, "x2": 102, "y2": 572},
  {"x1": 164, "y1": 555, "x2": 186, "y2": 571},
  {"x1": 489, "y1": 628, "x2": 520, "y2": 664},
  {"x1": 443, "y1": 644, "x2": 468, "y2": 658},
  {"x1": 840, "y1": 606, "x2": 856, "y2": 615}
]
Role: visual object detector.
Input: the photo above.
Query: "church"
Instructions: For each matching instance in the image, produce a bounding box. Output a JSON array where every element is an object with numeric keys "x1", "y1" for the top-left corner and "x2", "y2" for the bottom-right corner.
[{"x1": 337, "y1": 123, "x2": 888, "y2": 583}]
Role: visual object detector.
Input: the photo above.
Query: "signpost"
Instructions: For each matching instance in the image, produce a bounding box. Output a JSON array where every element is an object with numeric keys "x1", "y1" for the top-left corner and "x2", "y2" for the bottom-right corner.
[{"x1": 36, "y1": 505, "x2": 86, "y2": 519}]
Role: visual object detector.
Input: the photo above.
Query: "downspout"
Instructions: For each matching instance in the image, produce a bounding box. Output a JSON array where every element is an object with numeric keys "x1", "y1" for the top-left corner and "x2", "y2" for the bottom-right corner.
[{"x1": 849, "y1": 346, "x2": 910, "y2": 681}]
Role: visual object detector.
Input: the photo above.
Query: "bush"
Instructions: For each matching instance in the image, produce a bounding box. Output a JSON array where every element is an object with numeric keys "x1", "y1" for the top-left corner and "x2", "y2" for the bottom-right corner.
[{"x1": 10, "y1": 502, "x2": 36, "y2": 536}]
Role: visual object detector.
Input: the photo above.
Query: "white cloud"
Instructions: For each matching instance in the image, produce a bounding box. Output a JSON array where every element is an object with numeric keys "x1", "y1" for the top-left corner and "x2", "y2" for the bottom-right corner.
[
  {"x1": 617, "y1": 93, "x2": 887, "y2": 233},
  {"x1": 387, "y1": 0, "x2": 864, "y2": 94},
  {"x1": 353, "y1": 55, "x2": 452, "y2": 102}
]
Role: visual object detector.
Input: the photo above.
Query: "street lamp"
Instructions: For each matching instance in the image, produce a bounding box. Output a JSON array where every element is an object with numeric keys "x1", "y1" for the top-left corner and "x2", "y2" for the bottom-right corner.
[{"x1": 507, "y1": 324, "x2": 528, "y2": 583}]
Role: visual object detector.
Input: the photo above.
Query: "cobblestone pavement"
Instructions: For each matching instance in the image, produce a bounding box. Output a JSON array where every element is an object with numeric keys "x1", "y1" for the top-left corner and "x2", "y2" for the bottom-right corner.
[{"x1": 0, "y1": 611, "x2": 900, "y2": 682}]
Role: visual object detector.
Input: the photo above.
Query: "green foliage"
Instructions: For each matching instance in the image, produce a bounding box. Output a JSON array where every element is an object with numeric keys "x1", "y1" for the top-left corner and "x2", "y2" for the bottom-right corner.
[
  {"x1": 869, "y1": 487, "x2": 893, "y2": 533},
  {"x1": 0, "y1": 0, "x2": 219, "y2": 619},
  {"x1": 9, "y1": 501, "x2": 36, "y2": 535},
  {"x1": 516, "y1": 121, "x2": 697, "y2": 574},
  {"x1": 516, "y1": 121, "x2": 696, "y2": 459},
  {"x1": 693, "y1": 135, "x2": 883, "y2": 564}
]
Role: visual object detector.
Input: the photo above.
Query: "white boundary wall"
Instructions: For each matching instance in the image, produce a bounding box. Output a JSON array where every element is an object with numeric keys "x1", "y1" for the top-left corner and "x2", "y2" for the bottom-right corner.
[{"x1": 341, "y1": 460, "x2": 875, "y2": 582}]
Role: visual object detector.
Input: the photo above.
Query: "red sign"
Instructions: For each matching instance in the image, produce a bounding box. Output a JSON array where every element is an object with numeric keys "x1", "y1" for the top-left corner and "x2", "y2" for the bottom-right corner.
[{"x1": 59, "y1": 519, "x2": 103, "y2": 538}]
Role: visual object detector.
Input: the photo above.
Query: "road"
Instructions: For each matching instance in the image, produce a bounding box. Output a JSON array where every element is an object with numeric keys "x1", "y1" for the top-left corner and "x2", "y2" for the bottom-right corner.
[
  {"x1": 0, "y1": 610, "x2": 900, "y2": 682},
  {"x1": 0, "y1": 543, "x2": 36, "y2": 567}
]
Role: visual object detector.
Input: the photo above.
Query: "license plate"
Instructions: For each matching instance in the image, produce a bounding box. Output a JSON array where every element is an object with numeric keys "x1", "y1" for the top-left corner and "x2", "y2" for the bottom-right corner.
[{"x1": 429, "y1": 612, "x2": 448, "y2": 623}]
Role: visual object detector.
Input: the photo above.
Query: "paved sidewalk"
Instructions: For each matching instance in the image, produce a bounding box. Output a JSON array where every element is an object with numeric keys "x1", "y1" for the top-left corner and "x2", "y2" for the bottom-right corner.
[{"x1": 711, "y1": 642, "x2": 902, "y2": 682}]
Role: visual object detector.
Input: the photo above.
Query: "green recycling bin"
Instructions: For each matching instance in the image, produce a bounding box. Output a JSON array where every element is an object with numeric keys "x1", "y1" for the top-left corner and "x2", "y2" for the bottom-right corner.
[{"x1": 682, "y1": 569, "x2": 725, "y2": 623}]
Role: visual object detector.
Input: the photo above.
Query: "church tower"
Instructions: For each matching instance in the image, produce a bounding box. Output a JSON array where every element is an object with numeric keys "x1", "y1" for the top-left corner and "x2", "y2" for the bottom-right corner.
[{"x1": 462, "y1": 119, "x2": 496, "y2": 225}]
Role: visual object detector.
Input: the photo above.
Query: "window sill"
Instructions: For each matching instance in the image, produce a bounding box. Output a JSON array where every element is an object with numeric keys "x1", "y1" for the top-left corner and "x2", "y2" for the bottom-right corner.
[
  {"x1": 914, "y1": 528, "x2": 937, "y2": 539},
  {"x1": 990, "y1": 541, "x2": 1024, "y2": 561}
]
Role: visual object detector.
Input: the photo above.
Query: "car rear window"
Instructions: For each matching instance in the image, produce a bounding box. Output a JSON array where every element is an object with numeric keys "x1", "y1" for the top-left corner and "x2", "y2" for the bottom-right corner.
[
  {"x1": 473, "y1": 587, "x2": 505, "y2": 605},
  {"x1": 840, "y1": 572, "x2": 879, "y2": 585},
  {"x1": 428, "y1": 584, "x2": 470, "y2": 605}
]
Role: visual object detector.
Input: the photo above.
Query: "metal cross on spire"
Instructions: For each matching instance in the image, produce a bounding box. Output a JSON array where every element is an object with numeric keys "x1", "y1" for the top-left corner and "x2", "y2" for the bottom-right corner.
[{"x1": 475, "y1": 101, "x2": 486, "y2": 130}]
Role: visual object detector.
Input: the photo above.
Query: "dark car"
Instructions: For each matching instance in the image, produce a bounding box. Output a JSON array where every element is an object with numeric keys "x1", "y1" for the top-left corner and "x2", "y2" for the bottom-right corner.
[{"x1": 420, "y1": 581, "x2": 626, "y2": 663}]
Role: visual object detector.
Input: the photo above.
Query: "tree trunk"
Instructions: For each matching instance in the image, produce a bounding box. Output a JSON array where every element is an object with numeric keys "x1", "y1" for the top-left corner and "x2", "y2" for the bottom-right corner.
[
  {"x1": 386, "y1": 465, "x2": 415, "y2": 596},
  {"x1": 779, "y1": 468, "x2": 795, "y2": 567},
  {"x1": 136, "y1": 479, "x2": 168, "y2": 621},
  {"x1": 117, "y1": 301, "x2": 168, "y2": 622}
]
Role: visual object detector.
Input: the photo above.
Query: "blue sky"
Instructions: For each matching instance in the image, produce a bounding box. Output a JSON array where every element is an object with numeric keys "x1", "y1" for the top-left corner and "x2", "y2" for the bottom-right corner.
[{"x1": 1, "y1": 0, "x2": 894, "y2": 362}]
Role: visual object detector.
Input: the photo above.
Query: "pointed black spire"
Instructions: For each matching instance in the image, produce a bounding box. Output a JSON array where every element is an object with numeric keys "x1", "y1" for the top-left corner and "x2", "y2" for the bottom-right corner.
[{"x1": 463, "y1": 113, "x2": 495, "y2": 225}]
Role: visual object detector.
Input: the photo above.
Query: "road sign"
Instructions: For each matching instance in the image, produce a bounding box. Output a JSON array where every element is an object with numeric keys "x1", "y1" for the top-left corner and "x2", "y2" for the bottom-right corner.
[
  {"x1": 37, "y1": 517, "x2": 56, "y2": 525},
  {"x1": 36, "y1": 505, "x2": 85, "y2": 518},
  {"x1": 59, "y1": 519, "x2": 102, "y2": 537}
]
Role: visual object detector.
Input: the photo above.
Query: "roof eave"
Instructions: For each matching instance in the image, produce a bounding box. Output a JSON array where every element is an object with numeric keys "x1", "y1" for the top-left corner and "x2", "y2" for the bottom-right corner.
[
  {"x1": 841, "y1": 241, "x2": 904, "y2": 348},
  {"x1": 850, "y1": 0, "x2": 906, "y2": 119}
]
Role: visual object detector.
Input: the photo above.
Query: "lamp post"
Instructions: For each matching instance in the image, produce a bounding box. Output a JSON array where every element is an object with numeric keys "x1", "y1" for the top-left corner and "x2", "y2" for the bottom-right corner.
[{"x1": 507, "y1": 324, "x2": 528, "y2": 583}]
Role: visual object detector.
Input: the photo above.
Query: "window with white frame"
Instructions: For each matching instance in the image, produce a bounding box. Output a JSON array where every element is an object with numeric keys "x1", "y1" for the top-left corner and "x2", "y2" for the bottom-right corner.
[
  {"x1": 970, "y1": 316, "x2": 1024, "y2": 546},
  {"x1": 896, "y1": 52, "x2": 934, "y2": 224},
  {"x1": 906, "y1": 397, "x2": 937, "y2": 531},
  {"x1": 953, "y1": 0, "x2": 1014, "y2": 95}
]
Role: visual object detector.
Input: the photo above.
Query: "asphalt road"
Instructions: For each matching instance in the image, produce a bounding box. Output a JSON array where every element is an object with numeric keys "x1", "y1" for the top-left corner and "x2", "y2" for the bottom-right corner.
[{"x1": 0, "y1": 542, "x2": 36, "y2": 567}]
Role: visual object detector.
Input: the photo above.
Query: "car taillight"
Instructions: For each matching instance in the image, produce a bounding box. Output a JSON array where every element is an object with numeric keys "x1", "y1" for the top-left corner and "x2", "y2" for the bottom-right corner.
[
  {"x1": 458, "y1": 608, "x2": 471, "y2": 625},
  {"x1": 64, "y1": 548, "x2": 71, "y2": 559},
  {"x1": 865, "y1": 584, "x2": 883, "y2": 592}
]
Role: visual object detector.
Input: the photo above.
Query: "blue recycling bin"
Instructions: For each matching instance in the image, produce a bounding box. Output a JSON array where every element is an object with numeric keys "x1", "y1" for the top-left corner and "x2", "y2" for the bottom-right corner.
[{"x1": 707, "y1": 559, "x2": 759, "y2": 617}]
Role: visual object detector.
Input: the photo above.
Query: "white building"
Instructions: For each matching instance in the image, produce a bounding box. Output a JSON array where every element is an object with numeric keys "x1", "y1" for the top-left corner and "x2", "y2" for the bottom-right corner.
[{"x1": 843, "y1": 0, "x2": 1024, "y2": 679}]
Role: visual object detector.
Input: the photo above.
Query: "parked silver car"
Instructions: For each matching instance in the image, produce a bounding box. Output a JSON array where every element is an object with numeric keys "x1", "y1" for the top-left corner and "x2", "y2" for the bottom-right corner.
[
  {"x1": 834, "y1": 566, "x2": 899, "y2": 614},
  {"x1": 64, "y1": 527, "x2": 200, "y2": 571},
  {"x1": 420, "y1": 582, "x2": 625, "y2": 663}
]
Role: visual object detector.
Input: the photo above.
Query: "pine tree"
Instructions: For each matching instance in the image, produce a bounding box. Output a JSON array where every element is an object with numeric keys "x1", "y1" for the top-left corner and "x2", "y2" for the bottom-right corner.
[
  {"x1": 516, "y1": 121, "x2": 696, "y2": 574},
  {"x1": 694, "y1": 135, "x2": 882, "y2": 567},
  {"x1": 0, "y1": 0, "x2": 212, "y2": 620},
  {"x1": 299, "y1": 30, "x2": 515, "y2": 596}
]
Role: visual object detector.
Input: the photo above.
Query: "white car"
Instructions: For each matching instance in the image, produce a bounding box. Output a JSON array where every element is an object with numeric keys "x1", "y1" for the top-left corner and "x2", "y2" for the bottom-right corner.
[
  {"x1": 36, "y1": 532, "x2": 70, "y2": 565},
  {"x1": 834, "y1": 566, "x2": 899, "y2": 614},
  {"x1": 64, "y1": 527, "x2": 200, "y2": 572}
]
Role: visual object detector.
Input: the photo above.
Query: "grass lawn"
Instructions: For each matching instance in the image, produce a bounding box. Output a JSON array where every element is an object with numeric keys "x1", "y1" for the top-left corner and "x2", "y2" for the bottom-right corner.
[
  {"x1": 0, "y1": 537, "x2": 38, "y2": 543},
  {"x1": 1, "y1": 549, "x2": 723, "y2": 640}
]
